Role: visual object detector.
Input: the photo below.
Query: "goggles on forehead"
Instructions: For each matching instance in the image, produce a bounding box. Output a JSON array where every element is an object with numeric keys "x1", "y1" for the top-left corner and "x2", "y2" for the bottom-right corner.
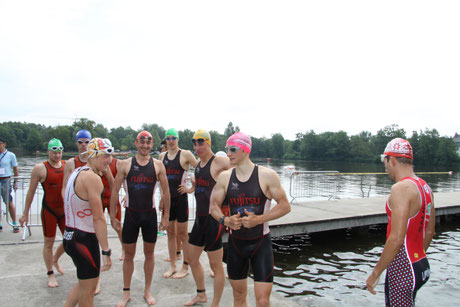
[
  {"x1": 77, "y1": 140, "x2": 90, "y2": 144},
  {"x1": 225, "y1": 146, "x2": 241, "y2": 153},
  {"x1": 49, "y1": 146, "x2": 64, "y2": 152}
]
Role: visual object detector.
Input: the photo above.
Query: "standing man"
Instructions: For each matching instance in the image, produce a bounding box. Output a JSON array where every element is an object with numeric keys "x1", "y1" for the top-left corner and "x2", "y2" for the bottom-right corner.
[
  {"x1": 19, "y1": 138, "x2": 66, "y2": 287},
  {"x1": 160, "y1": 128, "x2": 198, "y2": 279},
  {"x1": 62, "y1": 129, "x2": 92, "y2": 197},
  {"x1": 366, "y1": 138, "x2": 435, "y2": 306},
  {"x1": 211, "y1": 132, "x2": 291, "y2": 307},
  {"x1": 110, "y1": 130, "x2": 170, "y2": 307},
  {"x1": 184, "y1": 130, "x2": 230, "y2": 307},
  {"x1": 63, "y1": 138, "x2": 113, "y2": 307},
  {"x1": 0, "y1": 137, "x2": 19, "y2": 233}
]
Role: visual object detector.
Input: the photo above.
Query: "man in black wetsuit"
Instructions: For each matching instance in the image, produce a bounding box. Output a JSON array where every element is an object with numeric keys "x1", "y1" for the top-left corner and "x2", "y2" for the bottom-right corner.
[
  {"x1": 110, "y1": 130, "x2": 170, "y2": 307},
  {"x1": 211, "y1": 132, "x2": 291, "y2": 307}
]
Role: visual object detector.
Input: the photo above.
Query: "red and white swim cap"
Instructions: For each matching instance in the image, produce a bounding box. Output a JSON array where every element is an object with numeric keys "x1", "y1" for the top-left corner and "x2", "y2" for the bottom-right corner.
[
  {"x1": 383, "y1": 138, "x2": 413, "y2": 160},
  {"x1": 226, "y1": 132, "x2": 252, "y2": 154}
]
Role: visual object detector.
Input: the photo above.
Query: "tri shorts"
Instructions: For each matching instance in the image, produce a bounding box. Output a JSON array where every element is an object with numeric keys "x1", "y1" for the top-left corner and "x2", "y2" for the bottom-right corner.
[
  {"x1": 188, "y1": 215, "x2": 224, "y2": 252},
  {"x1": 0, "y1": 178, "x2": 13, "y2": 205},
  {"x1": 227, "y1": 233, "x2": 274, "y2": 283},
  {"x1": 41, "y1": 205, "x2": 65, "y2": 238},
  {"x1": 169, "y1": 194, "x2": 189, "y2": 223},
  {"x1": 63, "y1": 227, "x2": 100, "y2": 280},
  {"x1": 122, "y1": 208, "x2": 158, "y2": 244},
  {"x1": 385, "y1": 246, "x2": 430, "y2": 306}
]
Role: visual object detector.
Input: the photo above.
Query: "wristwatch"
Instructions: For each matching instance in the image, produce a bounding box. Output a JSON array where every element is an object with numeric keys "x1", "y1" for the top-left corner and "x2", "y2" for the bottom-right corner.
[
  {"x1": 219, "y1": 216, "x2": 226, "y2": 225},
  {"x1": 102, "y1": 249, "x2": 111, "y2": 257}
]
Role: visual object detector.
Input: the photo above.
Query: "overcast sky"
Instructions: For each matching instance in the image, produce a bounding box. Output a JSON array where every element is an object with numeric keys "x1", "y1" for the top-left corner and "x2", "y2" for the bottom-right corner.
[{"x1": 1, "y1": 1, "x2": 459, "y2": 140}]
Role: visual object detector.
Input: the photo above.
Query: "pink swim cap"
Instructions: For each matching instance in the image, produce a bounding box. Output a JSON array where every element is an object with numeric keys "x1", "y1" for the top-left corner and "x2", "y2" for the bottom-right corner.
[
  {"x1": 383, "y1": 138, "x2": 413, "y2": 160},
  {"x1": 226, "y1": 132, "x2": 252, "y2": 154}
]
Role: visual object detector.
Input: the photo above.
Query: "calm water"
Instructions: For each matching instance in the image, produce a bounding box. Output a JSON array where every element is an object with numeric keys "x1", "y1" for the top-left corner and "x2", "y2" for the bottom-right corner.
[{"x1": 14, "y1": 156, "x2": 460, "y2": 306}]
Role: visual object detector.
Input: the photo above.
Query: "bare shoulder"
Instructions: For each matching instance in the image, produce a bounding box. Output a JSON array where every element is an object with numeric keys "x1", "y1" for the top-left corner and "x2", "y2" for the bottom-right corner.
[
  {"x1": 31, "y1": 162, "x2": 47, "y2": 179},
  {"x1": 258, "y1": 165, "x2": 279, "y2": 179},
  {"x1": 217, "y1": 168, "x2": 233, "y2": 182},
  {"x1": 214, "y1": 155, "x2": 230, "y2": 169},
  {"x1": 153, "y1": 158, "x2": 166, "y2": 170},
  {"x1": 159, "y1": 151, "x2": 166, "y2": 160}
]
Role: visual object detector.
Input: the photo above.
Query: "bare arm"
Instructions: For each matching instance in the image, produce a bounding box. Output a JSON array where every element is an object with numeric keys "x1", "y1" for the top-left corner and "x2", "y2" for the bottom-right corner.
[
  {"x1": 109, "y1": 159, "x2": 129, "y2": 231},
  {"x1": 82, "y1": 173, "x2": 111, "y2": 272},
  {"x1": 156, "y1": 160, "x2": 170, "y2": 230},
  {"x1": 366, "y1": 183, "x2": 412, "y2": 294},
  {"x1": 61, "y1": 159, "x2": 74, "y2": 199},
  {"x1": 424, "y1": 193, "x2": 436, "y2": 251},
  {"x1": 19, "y1": 164, "x2": 45, "y2": 226}
]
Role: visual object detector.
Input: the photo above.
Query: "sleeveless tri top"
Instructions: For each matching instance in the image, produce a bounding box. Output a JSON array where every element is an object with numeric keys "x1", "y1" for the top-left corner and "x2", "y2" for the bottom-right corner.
[
  {"x1": 194, "y1": 156, "x2": 216, "y2": 216},
  {"x1": 41, "y1": 160, "x2": 66, "y2": 214},
  {"x1": 163, "y1": 150, "x2": 187, "y2": 198},
  {"x1": 125, "y1": 157, "x2": 157, "y2": 211},
  {"x1": 73, "y1": 155, "x2": 86, "y2": 168},
  {"x1": 64, "y1": 166, "x2": 94, "y2": 233},
  {"x1": 386, "y1": 177, "x2": 433, "y2": 263},
  {"x1": 225, "y1": 165, "x2": 271, "y2": 240}
]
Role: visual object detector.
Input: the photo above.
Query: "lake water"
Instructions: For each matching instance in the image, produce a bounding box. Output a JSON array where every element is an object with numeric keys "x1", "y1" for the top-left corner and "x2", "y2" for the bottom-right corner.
[{"x1": 12, "y1": 156, "x2": 460, "y2": 306}]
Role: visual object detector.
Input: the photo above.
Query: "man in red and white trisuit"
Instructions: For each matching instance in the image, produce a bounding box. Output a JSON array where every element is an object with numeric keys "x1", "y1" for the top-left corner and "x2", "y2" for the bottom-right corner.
[
  {"x1": 367, "y1": 138, "x2": 436, "y2": 307},
  {"x1": 211, "y1": 132, "x2": 291, "y2": 307},
  {"x1": 20, "y1": 138, "x2": 67, "y2": 288},
  {"x1": 109, "y1": 131, "x2": 170, "y2": 307},
  {"x1": 63, "y1": 138, "x2": 113, "y2": 307}
]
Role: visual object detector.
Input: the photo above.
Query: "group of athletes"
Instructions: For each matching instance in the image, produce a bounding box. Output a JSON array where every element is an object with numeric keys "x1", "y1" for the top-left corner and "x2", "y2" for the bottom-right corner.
[{"x1": 15, "y1": 128, "x2": 435, "y2": 307}]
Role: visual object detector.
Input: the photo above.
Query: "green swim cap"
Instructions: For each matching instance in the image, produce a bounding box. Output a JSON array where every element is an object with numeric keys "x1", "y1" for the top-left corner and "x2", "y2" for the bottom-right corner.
[
  {"x1": 165, "y1": 128, "x2": 179, "y2": 139},
  {"x1": 48, "y1": 138, "x2": 63, "y2": 151}
]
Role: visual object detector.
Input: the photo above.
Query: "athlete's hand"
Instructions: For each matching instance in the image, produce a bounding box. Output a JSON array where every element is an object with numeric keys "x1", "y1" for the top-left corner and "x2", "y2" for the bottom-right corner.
[
  {"x1": 19, "y1": 215, "x2": 28, "y2": 227},
  {"x1": 159, "y1": 216, "x2": 169, "y2": 231},
  {"x1": 110, "y1": 217, "x2": 122, "y2": 232},
  {"x1": 241, "y1": 210, "x2": 261, "y2": 228},
  {"x1": 101, "y1": 255, "x2": 112, "y2": 272},
  {"x1": 226, "y1": 213, "x2": 243, "y2": 230},
  {"x1": 177, "y1": 184, "x2": 189, "y2": 195},
  {"x1": 366, "y1": 271, "x2": 380, "y2": 295},
  {"x1": 121, "y1": 195, "x2": 127, "y2": 208}
]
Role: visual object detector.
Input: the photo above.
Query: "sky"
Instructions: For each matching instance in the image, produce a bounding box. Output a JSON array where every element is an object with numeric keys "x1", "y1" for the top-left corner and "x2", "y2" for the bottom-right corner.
[{"x1": 1, "y1": 1, "x2": 459, "y2": 140}]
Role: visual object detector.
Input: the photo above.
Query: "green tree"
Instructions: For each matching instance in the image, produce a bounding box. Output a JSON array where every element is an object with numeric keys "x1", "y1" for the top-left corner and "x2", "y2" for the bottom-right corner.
[
  {"x1": 270, "y1": 133, "x2": 285, "y2": 159},
  {"x1": 25, "y1": 129, "x2": 43, "y2": 152}
]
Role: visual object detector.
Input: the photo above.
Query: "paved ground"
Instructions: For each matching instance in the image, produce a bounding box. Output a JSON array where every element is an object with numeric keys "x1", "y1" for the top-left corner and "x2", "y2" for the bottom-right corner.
[{"x1": 0, "y1": 221, "x2": 299, "y2": 307}]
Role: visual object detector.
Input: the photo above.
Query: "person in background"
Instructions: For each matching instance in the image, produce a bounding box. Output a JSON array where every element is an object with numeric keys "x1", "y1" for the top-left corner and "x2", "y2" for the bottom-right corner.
[
  {"x1": 19, "y1": 138, "x2": 67, "y2": 287},
  {"x1": 211, "y1": 132, "x2": 291, "y2": 307},
  {"x1": 0, "y1": 137, "x2": 20, "y2": 233},
  {"x1": 366, "y1": 138, "x2": 435, "y2": 306},
  {"x1": 160, "y1": 128, "x2": 198, "y2": 279}
]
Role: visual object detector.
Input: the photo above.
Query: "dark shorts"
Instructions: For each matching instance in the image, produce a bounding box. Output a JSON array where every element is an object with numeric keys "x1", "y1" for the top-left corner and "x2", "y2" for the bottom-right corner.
[
  {"x1": 41, "y1": 206, "x2": 65, "y2": 238},
  {"x1": 169, "y1": 194, "x2": 189, "y2": 223},
  {"x1": 188, "y1": 215, "x2": 224, "y2": 252},
  {"x1": 227, "y1": 233, "x2": 274, "y2": 282},
  {"x1": 63, "y1": 227, "x2": 100, "y2": 280},
  {"x1": 0, "y1": 178, "x2": 13, "y2": 204},
  {"x1": 385, "y1": 246, "x2": 430, "y2": 306},
  {"x1": 122, "y1": 208, "x2": 158, "y2": 244}
]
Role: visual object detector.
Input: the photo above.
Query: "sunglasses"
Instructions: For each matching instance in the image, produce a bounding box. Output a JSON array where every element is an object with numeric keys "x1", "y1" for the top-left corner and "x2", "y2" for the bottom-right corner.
[
  {"x1": 225, "y1": 146, "x2": 240, "y2": 153},
  {"x1": 192, "y1": 138, "x2": 206, "y2": 145},
  {"x1": 50, "y1": 146, "x2": 63, "y2": 152},
  {"x1": 77, "y1": 140, "x2": 90, "y2": 144},
  {"x1": 166, "y1": 136, "x2": 177, "y2": 141}
]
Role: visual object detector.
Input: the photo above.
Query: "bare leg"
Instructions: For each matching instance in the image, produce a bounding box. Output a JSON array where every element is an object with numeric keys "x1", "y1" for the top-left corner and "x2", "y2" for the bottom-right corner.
[
  {"x1": 172, "y1": 221, "x2": 190, "y2": 279},
  {"x1": 164, "y1": 221, "x2": 177, "y2": 278},
  {"x1": 64, "y1": 283, "x2": 79, "y2": 307},
  {"x1": 254, "y1": 281, "x2": 273, "y2": 307},
  {"x1": 230, "y1": 279, "x2": 248, "y2": 307},
  {"x1": 64, "y1": 277, "x2": 99, "y2": 307},
  {"x1": 143, "y1": 241, "x2": 156, "y2": 305},
  {"x1": 184, "y1": 244, "x2": 207, "y2": 306},
  {"x1": 8, "y1": 200, "x2": 16, "y2": 223},
  {"x1": 117, "y1": 243, "x2": 136, "y2": 307},
  {"x1": 53, "y1": 242, "x2": 65, "y2": 274},
  {"x1": 207, "y1": 248, "x2": 225, "y2": 307},
  {"x1": 43, "y1": 237, "x2": 58, "y2": 287}
]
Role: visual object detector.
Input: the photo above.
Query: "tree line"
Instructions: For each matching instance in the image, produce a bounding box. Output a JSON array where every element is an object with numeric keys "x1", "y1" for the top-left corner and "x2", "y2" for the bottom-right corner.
[{"x1": 1, "y1": 119, "x2": 458, "y2": 167}]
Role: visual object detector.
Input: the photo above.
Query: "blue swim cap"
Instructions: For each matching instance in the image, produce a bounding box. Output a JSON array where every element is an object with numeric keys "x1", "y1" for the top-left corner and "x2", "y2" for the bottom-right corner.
[{"x1": 75, "y1": 129, "x2": 92, "y2": 142}]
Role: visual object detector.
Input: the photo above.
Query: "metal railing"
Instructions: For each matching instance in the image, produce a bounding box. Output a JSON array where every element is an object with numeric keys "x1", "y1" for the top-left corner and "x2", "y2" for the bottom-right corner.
[
  {"x1": 4, "y1": 176, "x2": 197, "y2": 241},
  {"x1": 289, "y1": 171, "x2": 340, "y2": 203}
]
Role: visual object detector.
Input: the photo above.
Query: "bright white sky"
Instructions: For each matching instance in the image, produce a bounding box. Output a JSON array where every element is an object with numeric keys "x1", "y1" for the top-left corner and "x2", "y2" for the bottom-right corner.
[{"x1": 1, "y1": 1, "x2": 459, "y2": 140}]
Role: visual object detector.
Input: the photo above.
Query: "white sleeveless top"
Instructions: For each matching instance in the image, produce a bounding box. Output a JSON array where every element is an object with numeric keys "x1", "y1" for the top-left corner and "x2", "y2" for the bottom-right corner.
[{"x1": 64, "y1": 166, "x2": 94, "y2": 233}]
